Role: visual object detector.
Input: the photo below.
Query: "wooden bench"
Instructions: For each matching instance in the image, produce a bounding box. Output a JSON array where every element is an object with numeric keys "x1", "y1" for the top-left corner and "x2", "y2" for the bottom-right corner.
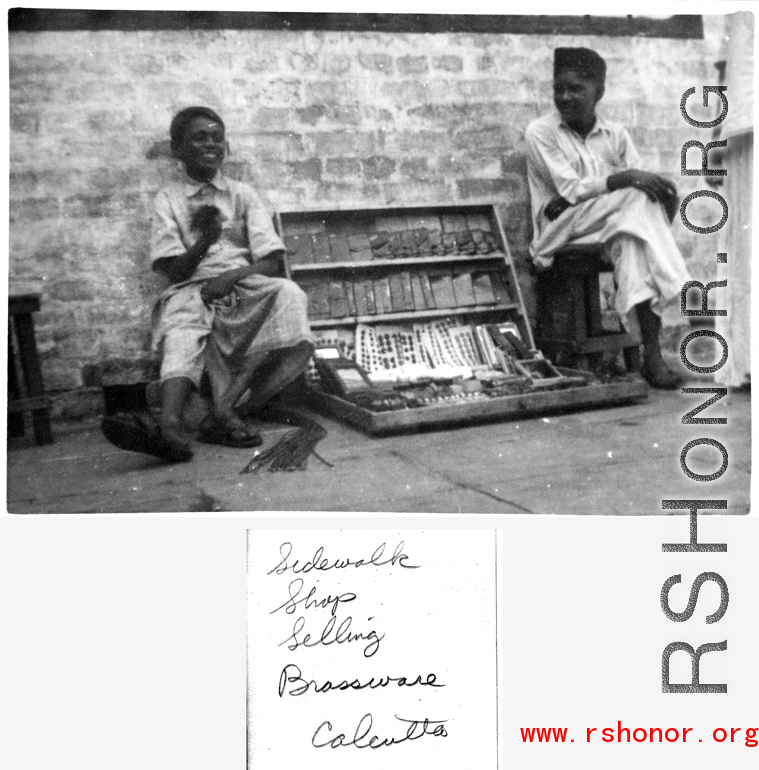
[
  {"x1": 535, "y1": 244, "x2": 641, "y2": 372},
  {"x1": 8, "y1": 294, "x2": 53, "y2": 445}
]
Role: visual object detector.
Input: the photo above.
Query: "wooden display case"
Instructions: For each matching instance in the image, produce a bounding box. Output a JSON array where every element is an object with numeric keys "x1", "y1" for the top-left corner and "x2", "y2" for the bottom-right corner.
[
  {"x1": 276, "y1": 203, "x2": 647, "y2": 434},
  {"x1": 278, "y1": 203, "x2": 533, "y2": 341}
]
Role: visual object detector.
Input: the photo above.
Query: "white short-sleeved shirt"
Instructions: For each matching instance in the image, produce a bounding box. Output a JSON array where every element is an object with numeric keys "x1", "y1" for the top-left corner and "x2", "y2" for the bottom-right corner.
[
  {"x1": 525, "y1": 111, "x2": 641, "y2": 244},
  {"x1": 150, "y1": 171, "x2": 285, "y2": 281}
]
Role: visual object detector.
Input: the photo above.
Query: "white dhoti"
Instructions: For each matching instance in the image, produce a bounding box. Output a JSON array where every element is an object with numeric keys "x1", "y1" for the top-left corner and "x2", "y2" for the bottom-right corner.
[
  {"x1": 152, "y1": 274, "x2": 313, "y2": 401},
  {"x1": 531, "y1": 188, "x2": 690, "y2": 332}
]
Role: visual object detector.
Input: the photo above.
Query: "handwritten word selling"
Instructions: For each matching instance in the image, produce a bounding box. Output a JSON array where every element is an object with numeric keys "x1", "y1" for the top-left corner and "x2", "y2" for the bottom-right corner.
[{"x1": 280, "y1": 613, "x2": 386, "y2": 658}]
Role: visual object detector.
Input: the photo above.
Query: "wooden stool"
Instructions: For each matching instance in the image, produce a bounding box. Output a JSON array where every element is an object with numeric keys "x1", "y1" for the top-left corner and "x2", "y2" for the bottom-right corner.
[
  {"x1": 535, "y1": 245, "x2": 641, "y2": 372},
  {"x1": 8, "y1": 294, "x2": 53, "y2": 445}
]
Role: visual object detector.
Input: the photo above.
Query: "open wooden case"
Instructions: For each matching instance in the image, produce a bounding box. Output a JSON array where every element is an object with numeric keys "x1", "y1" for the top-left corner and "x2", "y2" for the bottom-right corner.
[{"x1": 276, "y1": 203, "x2": 647, "y2": 435}]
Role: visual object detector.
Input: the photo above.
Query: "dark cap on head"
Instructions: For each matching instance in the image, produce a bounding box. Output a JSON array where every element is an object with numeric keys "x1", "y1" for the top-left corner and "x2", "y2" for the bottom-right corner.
[
  {"x1": 553, "y1": 47, "x2": 606, "y2": 85},
  {"x1": 170, "y1": 106, "x2": 225, "y2": 146}
]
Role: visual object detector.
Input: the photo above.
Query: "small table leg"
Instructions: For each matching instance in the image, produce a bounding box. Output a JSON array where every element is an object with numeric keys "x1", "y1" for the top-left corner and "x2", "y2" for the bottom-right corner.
[
  {"x1": 13, "y1": 312, "x2": 53, "y2": 445},
  {"x1": 7, "y1": 334, "x2": 25, "y2": 438}
]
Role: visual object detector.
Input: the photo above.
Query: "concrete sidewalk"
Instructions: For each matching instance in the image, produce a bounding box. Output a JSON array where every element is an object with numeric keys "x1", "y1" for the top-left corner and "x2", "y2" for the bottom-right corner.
[{"x1": 5, "y1": 387, "x2": 751, "y2": 515}]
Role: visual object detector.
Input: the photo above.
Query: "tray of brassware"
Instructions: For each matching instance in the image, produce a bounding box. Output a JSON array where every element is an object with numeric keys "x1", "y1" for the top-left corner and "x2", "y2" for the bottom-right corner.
[{"x1": 305, "y1": 329, "x2": 647, "y2": 435}]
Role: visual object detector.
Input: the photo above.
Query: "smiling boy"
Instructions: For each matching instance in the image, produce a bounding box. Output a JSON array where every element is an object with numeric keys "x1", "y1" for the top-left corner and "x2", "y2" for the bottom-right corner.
[
  {"x1": 525, "y1": 48, "x2": 689, "y2": 388},
  {"x1": 106, "y1": 106, "x2": 313, "y2": 462}
]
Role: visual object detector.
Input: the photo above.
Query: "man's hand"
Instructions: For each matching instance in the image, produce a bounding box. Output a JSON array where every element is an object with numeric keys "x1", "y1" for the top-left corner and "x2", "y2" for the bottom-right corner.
[
  {"x1": 199, "y1": 220, "x2": 223, "y2": 248},
  {"x1": 627, "y1": 170, "x2": 677, "y2": 204},
  {"x1": 544, "y1": 196, "x2": 572, "y2": 222},
  {"x1": 153, "y1": 206, "x2": 224, "y2": 285},
  {"x1": 200, "y1": 271, "x2": 238, "y2": 303},
  {"x1": 191, "y1": 205, "x2": 223, "y2": 248},
  {"x1": 610, "y1": 169, "x2": 677, "y2": 205},
  {"x1": 199, "y1": 251, "x2": 285, "y2": 302}
]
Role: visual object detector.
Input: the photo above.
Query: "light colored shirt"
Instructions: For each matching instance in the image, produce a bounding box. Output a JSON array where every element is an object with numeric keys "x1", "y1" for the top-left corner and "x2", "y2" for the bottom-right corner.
[
  {"x1": 150, "y1": 170, "x2": 285, "y2": 281},
  {"x1": 525, "y1": 111, "x2": 641, "y2": 243}
]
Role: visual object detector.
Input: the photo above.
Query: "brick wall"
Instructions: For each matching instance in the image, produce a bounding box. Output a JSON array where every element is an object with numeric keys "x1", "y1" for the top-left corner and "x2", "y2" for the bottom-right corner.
[{"x1": 9, "y1": 18, "x2": 728, "y2": 409}]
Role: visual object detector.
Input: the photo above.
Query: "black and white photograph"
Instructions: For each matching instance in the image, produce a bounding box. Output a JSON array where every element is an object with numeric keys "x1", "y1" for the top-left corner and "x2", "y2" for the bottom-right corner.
[
  {"x1": 5, "y1": 7, "x2": 752, "y2": 514},
  {"x1": 2, "y1": 5, "x2": 757, "y2": 770}
]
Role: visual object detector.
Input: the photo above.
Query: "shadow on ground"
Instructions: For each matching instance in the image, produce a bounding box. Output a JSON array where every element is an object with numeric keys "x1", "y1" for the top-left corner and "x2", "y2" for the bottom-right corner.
[{"x1": 5, "y1": 386, "x2": 750, "y2": 515}]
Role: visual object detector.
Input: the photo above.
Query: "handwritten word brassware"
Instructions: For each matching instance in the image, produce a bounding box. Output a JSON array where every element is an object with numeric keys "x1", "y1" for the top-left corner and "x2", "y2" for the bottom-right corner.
[{"x1": 279, "y1": 663, "x2": 444, "y2": 696}]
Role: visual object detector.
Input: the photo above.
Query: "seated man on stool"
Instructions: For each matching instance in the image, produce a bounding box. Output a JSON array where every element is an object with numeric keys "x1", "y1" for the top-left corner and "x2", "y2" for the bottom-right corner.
[{"x1": 525, "y1": 47, "x2": 687, "y2": 388}]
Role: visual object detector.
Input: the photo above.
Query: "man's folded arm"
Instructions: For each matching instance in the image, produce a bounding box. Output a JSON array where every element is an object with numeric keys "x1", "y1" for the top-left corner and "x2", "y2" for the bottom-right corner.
[{"x1": 525, "y1": 124, "x2": 609, "y2": 207}]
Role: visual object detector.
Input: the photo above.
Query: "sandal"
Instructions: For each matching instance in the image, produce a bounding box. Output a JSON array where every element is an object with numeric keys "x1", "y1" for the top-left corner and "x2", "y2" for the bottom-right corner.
[
  {"x1": 198, "y1": 418, "x2": 263, "y2": 448},
  {"x1": 101, "y1": 412, "x2": 193, "y2": 463}
]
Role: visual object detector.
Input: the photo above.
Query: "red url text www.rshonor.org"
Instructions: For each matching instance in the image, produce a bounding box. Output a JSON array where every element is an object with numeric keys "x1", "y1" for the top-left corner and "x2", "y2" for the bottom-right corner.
[{"x1": 520, "y1": 724, "x2": 758, "y2": 746}]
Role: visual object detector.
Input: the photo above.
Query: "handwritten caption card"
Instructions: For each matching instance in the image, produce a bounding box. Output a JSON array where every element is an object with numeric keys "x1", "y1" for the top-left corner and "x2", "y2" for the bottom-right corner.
[{"x1": 247, "y1": 529, "x2": 500, "y2": 769}]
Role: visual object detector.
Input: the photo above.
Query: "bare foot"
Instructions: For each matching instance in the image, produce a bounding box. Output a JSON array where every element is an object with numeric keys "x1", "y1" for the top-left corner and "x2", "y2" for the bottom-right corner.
[
  {"x1": 641, "y1": 355, "x2": 682, "y2": 389},
  {"x1": 199, "y1": 411, "x2": 262, "y2": 445},
  {"x1": 159, "y1": 417, "x2": 194, "y2": 453}
]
